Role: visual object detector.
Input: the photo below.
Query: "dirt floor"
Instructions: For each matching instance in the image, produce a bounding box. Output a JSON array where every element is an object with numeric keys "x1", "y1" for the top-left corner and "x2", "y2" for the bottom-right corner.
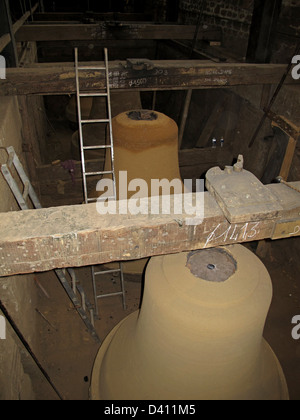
[{"x1": 28, "y1": 238, "x2": 300, "y2": 401}]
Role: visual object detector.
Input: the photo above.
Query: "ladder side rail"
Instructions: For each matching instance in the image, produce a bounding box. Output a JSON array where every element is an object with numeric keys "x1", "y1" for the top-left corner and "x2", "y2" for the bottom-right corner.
[
  {"x1": 0, "y1": 164, "x2": 28, "y2": 210},
  {"x1": 104, "y1": 48, "x2": 117, "y2": 201},
  {"x1": 6, "y1": 146, "x2": 42, "y2": 209},
  {"x1": 75, "y1": 47, "x2": 89, "y2": 205}
]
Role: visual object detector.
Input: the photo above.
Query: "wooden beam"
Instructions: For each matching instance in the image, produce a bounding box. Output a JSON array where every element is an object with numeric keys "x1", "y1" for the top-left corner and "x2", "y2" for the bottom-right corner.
[
  {"x1": 265, "y1": 110, "x2": 300, "y2": 181},
  {"x1": 0, "y1": 2, "x2": 38, "y2": 54},
  {"x1": 0, "y1": 181, "x2": 299, "y2": 277},
  {"x1": 0, "y1": 0, "x2": 19, "y2": 66},
  {"x1": 16, "y1": 23, "x2": 221, "y2": 42},
  {"x1": 32, "y1": 12, "x2": 153, "y2": 22},
  {"x1": 0, "y1": 61, "x2": 298, "y2": 96},
  {"x1": 280, "y1": 136, "x2": 298, "y2": 181},
  {"x1": 246, "y1": 0, "x2": 282, "y2": 63}
]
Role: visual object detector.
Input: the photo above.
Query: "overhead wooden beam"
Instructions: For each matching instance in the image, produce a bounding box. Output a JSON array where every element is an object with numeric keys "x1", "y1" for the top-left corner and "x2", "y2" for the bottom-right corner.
[
  {"x1": 0, "y1": 2, "x2": 38, "y2": 54},
  {"x1": 32, "y1": 12, "x2": 153, "y2": 22},
  {"x1": 0, "y1": 61, "x2": 298, "y2": 96},
  {"x1": 0, "y1": 181, "x2": 299, "y2": 277},
  {"x1": 15, "y1": 23, "x2": 221, "y2": 42}
]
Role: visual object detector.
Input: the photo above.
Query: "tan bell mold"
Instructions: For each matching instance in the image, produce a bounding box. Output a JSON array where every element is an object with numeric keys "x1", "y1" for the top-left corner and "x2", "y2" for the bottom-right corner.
[
  {"x1": 90, "y1": 245, "x2": 289, "y2": 400},
  {"x1": 104, "y1": 109, "x2": 184, "y2": 274},
  {"x1": 106, "y1": 109, "x2": 183, "y2": 199}
]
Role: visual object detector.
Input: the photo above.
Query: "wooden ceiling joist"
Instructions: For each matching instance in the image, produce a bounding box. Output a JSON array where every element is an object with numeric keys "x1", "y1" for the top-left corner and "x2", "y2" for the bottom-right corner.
[
  {"x1": 0, "y1": 61, "x2": 298, "y2": 96},
  {"x1": 15, "y1": 23, "x2": 221, "y2": 42},
  {"x1": 0, "y1": 2, "x2": 38, "y2": 54},
  {"x1": 32, "y1": 12, "x2": 154, "y2": 22}
]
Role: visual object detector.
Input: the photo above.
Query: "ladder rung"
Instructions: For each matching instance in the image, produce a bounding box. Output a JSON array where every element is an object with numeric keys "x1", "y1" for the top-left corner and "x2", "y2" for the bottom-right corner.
[
  {"x1": 86, "y1": 196, "x2": 116, "y2": 203},
  {"x1": 83, "y1": 145, "x2": 111, "y2": 150},
  {"x1": 97, "y1": 196, "x2": 116, "y2": 202},
  {"x1": 80, "y1": 93, "x2": 108, "y2": 97},
  {"x1": 77, "y1": 66, "x2": 106, "y2": 70},
  {"x1": 97, "y1": 292, "x2": 124, "y2": 299},
  {"x1": 81, "y1": 119, "x2": 109, "y2": 124},
  {"x1": 85, "y1": 170, "x2": 113, "y2": 176},
  {"x1": 94, "y1": 269, "x2": 121, "y2": 275}
]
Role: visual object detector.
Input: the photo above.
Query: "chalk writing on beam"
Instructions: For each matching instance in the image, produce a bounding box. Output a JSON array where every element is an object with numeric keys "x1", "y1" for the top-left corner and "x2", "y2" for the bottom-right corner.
[
  {"x1": 289, "y1": 225, "x2": 300, "y2": 236},
  {"x1": 205, "y1": 222, "x2": 261, "y2": 248}
]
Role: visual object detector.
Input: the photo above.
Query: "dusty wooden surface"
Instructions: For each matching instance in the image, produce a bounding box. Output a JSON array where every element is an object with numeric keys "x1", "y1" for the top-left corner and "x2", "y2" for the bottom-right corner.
[
  {"x1": 0, "y1": 182, "x2": 299, "y2": 277},
  {"x1": 0, "y1": 61, "x2": 298, "y2": 96},
  {"x1": 206, "y1": 164, "x2": 283, "y2": 223}
]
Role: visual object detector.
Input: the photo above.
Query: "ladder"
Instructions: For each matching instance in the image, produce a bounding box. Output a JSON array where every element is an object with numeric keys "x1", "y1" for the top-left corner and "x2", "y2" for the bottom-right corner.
[
  {"x1": 0, "y1": 146, "x2": 101, "y2": 344},
  {"x1": 74, "y1": 47, "x2": 126, "y2": 318}
]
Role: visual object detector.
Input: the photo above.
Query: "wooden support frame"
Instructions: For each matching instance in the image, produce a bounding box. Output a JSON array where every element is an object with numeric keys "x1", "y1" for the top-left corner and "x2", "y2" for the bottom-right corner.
[
  {"x1": 15, "y1": 23, "x2": 221, "y2": 42},
  {"x1": 0, "y1": 2, "x2": 38, "y2": 54},
  {"x1": 0, "y1": 180, "x2": 299, "y2": 277},
  {"x1": 265, "y1": 110, "x2": 300, "y2": 181},
  {"x1": 31, "y1": 12, "x2": 153, "y2": 22},
  {"x1": 0, "y1": 61, "x2": 298, "y2": 96}
]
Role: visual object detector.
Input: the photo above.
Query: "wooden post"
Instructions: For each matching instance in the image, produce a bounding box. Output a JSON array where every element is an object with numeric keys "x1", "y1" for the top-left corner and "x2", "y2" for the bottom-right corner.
[
  {"x1": 0, "y1": 0, "x2": 18, "y2": 66},
  {"x1": 280, "y1": 136, "x2": 299, "y2": 181},
  {"x1": 178, "y1": 89, "x2": 193, "y2": 149},
  {"x1": 246, "y1": 0, "x2": 282, "y2": 63}
]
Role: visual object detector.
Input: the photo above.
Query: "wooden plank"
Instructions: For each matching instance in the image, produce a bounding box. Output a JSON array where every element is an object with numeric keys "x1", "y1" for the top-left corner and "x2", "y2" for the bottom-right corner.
[
  {"x1": 16, "y1": 23, "x2": 221, "y2": 42},
  {"x1": 280, "y1": 136, "x2": 298, "y2": 181},
  {"x1": 0, "y1": 2, "x2": 38, "y2": 54},
  {"x1": 265, "y1": 110, "x2": 300, "y2": 181},
  {"x1": 0, "y1": 61, "x2": 298, "y2": 96},
  {"x1": 32, "y1": 12, "x2": 153, "y2": 22},
  {"x1": 0, "y1": 181, "x2": 299, "y2": 277},
  {"x1": 206, "y1": 161, "x2": 283, "y2": 223}
]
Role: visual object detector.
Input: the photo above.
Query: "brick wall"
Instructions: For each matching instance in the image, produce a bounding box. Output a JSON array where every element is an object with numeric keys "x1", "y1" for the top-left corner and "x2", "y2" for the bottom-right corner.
[
  {"x1": 144, "y1": 0, "x2": 254, "y2": 56},
  {"x1": 179, "y1": 0, "x2": 254, "y2": 56}
]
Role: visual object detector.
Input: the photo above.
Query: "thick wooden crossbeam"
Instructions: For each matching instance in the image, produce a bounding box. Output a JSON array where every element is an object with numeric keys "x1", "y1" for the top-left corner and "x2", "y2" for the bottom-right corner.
[
  {"x1": 15, "y1": 23, "x2": 220, "y2": 42},
  {"x1": 32, "y1": 12, "x2": 153, "y2": 22},
  {"x1": 0, "y1": 61, "x2": 297, "y2": 96},
  {"x1": 0, "y1": 2, "x2": 38, "y2": 54},
  {"x1": 0, "y1": 182, "x2": 299, "y2": 277}
]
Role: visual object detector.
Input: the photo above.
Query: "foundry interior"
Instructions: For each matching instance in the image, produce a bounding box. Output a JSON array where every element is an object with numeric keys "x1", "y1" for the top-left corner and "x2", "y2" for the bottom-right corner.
[{"x1": 0, "y1": 0, "x2": 300, "y2": 401}]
